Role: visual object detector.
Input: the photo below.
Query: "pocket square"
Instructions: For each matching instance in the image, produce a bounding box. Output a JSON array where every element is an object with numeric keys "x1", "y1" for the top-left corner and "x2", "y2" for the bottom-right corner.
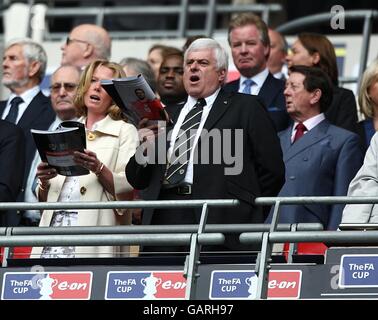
[{"x1": 267, "y1": 106, "x2": 281, "y2": 112}]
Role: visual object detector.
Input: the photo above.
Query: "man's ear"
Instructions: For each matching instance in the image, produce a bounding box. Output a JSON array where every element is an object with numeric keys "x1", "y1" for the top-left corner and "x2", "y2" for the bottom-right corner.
[
  {"x1": 310, "y1": 88, "x2": 322, "y2": 105},
  {"x1": 218, "y1": 68, "x2": 226, "y2": 84},
  {"x1": 82, "y1": 43, "x2": 94, "y2": 59},
  {"x1": 28, "y1": 60, "x2": 41, "y2": 78}
]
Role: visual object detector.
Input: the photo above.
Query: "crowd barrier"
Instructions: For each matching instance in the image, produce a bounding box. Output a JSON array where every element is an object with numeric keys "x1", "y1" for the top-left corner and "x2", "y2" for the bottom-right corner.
[{"x1": 1, "y1": 196, "x2": 378, "y2": 299}]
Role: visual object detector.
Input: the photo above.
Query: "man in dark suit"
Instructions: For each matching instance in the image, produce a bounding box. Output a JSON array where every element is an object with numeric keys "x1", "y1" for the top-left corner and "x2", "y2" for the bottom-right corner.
[
  {"x1": 0, "y1": 120, "x2": 25, "y2": 226},
  {"x1": 223, "y1": 13, "x2": 290, "y2": 132},
  {"x1": 0, "y1": 38, "x2": 55, "y2": 226},
  {"x1": 265, "y1": 66, "x2": 363, "y2": 230},
  {"x1": 126, "y1": 38, "x2": 285, "y2": 252}
]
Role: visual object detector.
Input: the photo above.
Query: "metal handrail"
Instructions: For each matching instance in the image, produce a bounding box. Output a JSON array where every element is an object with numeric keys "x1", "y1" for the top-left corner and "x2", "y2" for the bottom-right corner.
[
  {"x1": 240, "y1": 230, "x2": 378, "y2": 245},
  {"x1": 0, "y1": 199, "x2": 238, "y2": 211},
  {"x1": 249, "y1": 195, "x2": 378, "y2": 300},
  {"x1": 9, "y1": 223, "x2": 324, "y2": 235},
  {"x1": 2, "y1": 1, "x2": 283, "y2": 41},
  {"x1": 0, "y1": 198, "x2": 239, "y2": 299},
  {"x1": 255, "y1": 196, "x2": 378, "y2": 205}
]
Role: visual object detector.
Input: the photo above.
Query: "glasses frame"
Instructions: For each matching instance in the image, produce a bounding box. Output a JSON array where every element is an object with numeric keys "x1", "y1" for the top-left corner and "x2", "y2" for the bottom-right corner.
[
  {"x1": 65, "y1": 37, "x2": 89, "y2": 46},
  {"x1": 49, "y1": 82, "x2": 78, "y2": 93}
]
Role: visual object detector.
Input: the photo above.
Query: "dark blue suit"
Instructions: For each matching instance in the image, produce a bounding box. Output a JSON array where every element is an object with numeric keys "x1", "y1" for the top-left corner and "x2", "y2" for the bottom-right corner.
[
  {"x1": 0, "y1": 91, "x2": 55, "y2": 225},
  {"x1": 0, "y1": 120, "x2": 25, "y2": 226},
  {"x1": 223, "y1": 73, "x2": 290, "y2": 131},
  {"x1": 265, "y1": 119, "x2": 363, "y2": 230}
]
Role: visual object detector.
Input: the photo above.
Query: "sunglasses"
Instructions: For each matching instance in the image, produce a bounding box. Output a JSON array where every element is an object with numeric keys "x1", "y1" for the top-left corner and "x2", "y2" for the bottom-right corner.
[
  {"x1": 50, "y1": 82, "x2": 78, "y2": 93},
  {"x1": 65, "y1": 37, "x2": 89, "y2": 46}
]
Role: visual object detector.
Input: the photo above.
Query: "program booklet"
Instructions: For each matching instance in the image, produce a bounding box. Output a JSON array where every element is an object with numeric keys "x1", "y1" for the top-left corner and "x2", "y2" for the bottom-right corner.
[
  {"x1": 31, "y1": 121, "x2": 89, "y2": 176},
  {"x1": 101, "y1": 74, "x2": 170, "y2": 126}
]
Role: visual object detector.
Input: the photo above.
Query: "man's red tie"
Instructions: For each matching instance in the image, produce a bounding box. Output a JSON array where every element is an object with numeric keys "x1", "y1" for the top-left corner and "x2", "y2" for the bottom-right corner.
[{"x1": 293, "y1": 122, "x2": 307, "y2": 143}]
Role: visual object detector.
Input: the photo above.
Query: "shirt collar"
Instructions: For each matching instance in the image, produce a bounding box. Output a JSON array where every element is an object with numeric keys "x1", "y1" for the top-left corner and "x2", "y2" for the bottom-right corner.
[
  {"x1": 240, "y1": 68, "x2": 269, "y2": 89},
  {"x1": 186, "y1": 87, "x2": 221, "y2": 110},
  {"x1": 9, "y1": 86, "x2": 40, "y2": 106},
  {"x1": 80, "y1": 114, "x2": 123, "y2": 137},
  {"x1": 295, "y1": 113, "x2": 326, "y2": 132}
]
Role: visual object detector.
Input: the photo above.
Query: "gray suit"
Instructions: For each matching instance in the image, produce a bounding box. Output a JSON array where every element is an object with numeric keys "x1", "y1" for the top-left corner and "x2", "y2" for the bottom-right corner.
[
  {"x1": 265, "y1": 119, "x2": 363, "y2": 230},
  {"x1": 342, "y1": 132, "x2": 378, "y2": 223}
]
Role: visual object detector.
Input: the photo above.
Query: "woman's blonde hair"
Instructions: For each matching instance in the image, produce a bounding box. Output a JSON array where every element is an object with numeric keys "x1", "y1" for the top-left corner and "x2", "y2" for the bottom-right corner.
[
  {"x1": 359, "y1": 58, "x2": 378, "y2": 118},
  {"x1": 75, "y1": 59, "x2": 127, "y2": 120}
]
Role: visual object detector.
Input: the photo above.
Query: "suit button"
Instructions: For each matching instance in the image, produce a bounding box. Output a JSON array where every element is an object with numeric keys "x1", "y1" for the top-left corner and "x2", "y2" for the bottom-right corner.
[
  {"x1": 80, "y1": 186, "x2": 87, "y2": 195},
  {"x1": 21, "y1": 188, "x2": 25, "y2": 192},
  {"x1": 16, "y1": 210, "x2": 20, "y2": 215},
  {"x1": 87, "y1": 132, "x2": 96, "y2": 141},
  {"x1": 303, "y1": 157, "x2": 308, "y2": 161},
  {"x1": 289, "y1": 176, "x2": 296, "y2": 180}
]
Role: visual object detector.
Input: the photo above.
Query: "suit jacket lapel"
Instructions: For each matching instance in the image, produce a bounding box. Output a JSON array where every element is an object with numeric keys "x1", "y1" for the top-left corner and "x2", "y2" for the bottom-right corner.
[
  {"x1": 283, "y1": 120, "x2": 331, "y2": 162},
  {"x1": 0, "y1": 101, "x2": 6, "y2": 118},
  {"x1": 17, "y1": 91, "x2": 46, "y2": 128},
  {"x1": 202, "y1": 89, "x2": 231, "y2": 132},
  {"x1": 258, "y1": 73, "x2": 277, "y2": 109}
]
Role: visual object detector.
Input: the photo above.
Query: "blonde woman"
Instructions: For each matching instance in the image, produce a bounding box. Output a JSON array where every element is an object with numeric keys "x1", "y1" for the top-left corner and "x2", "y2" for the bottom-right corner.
[
  {"x1": 33, "y1": 60, "x2": 139, "y2": 258},
  {"x1": 357, "y1": 58, "x2": 378, "y2": 147}
]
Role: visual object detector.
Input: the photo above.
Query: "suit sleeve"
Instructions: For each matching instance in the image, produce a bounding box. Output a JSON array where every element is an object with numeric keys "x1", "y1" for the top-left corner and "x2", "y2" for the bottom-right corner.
[
  {"x1": 328, "y1": 133, "x2": 363, "y2": 229},
  {"x1": 341, "y1": 133, "x2": 378, "y2": 224},
  {"x1": 113, "y1": 123, "x2": 140, "y2": 198},
  {"x1": 0, "y1": 125, "x2": 25, "y2": 202},
  {"x1": 249, "y1": 98, "x2": 285, "y2": 197}
]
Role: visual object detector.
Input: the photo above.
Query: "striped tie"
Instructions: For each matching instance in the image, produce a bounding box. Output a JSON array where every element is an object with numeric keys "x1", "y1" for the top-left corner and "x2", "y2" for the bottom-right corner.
[{"x1": 164, "y1": 98, "x2": 206, "y2": 185}]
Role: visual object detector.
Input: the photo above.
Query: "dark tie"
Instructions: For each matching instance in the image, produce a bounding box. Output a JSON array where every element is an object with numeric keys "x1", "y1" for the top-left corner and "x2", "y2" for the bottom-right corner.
[
  {"x1": 4, "y1": 96, "x2": 23, "y2": 124},
  {"x1": 293, "y1": 122, "x2": 307, "y2": 143},
  {"x1": 242, "y1": 79, "x2": 255, "y2": 94},
  {"x1": 164, "y1": 98, "x2": 206, "y2": 185}
]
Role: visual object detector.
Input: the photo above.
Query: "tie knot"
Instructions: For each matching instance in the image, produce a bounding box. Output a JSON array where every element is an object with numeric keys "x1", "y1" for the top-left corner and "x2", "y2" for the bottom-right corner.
[
  {"x1": 295, "y1": 122, "x2": 307, "y2": 132},
  {"x1": 242, "y1": 79, "x2": 255, "y2": 94},
  {"x1": 10, "y1": 96, "x2": 23, "y2": 106},
  {"x1": 195, "y1": 98, "x2": 206, "y2": 109},
  {"x1": 243, "y1": 79, "x2": 255, "y2": 87}
]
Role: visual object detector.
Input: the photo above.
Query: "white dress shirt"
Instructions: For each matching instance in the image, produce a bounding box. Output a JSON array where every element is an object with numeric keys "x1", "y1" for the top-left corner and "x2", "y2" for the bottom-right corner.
[
  {"x1": 290, "y1": 113, "x2": 326, "y2": 143},
  {"x1": 1, "y1": 86, "x2": 41, "y2": 123},
  {"x1": 167, "y1": 88, "x2": 220, "y2": 184},
  {"x1": 239, "y1": 68, "x2": 269, "y2": 96}
]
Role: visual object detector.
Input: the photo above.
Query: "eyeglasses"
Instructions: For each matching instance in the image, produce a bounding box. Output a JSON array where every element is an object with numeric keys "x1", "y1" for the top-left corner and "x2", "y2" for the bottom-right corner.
[
  {"x1": 49, "y1": 82, "x2": 78, "y2": 93},
  {"x1": 65, "y1": 37, "x2": 89, "y2": 46}
]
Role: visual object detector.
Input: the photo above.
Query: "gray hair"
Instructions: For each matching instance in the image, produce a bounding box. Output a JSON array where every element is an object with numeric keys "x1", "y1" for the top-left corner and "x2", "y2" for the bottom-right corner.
[
  {"x1": 119, "y1": 57, "x2": 156, "y2": 92},
  {"x1": 5, "y1": 38, "x2": 47, "y2": 82},
  {"x1": 86, "y1": 32, "x2": 111, "y2": 60},
  {"x1": 359, "y1": 58, "x2": 378, "y2": 118},
  {"x1": 184, "y1": 38, "x2": 228, "y2": 72}
]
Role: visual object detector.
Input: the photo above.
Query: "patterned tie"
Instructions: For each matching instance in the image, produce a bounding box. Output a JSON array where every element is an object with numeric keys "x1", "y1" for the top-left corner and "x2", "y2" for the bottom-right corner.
[
  {"x1": 4, "y1": 96, "x2": 23, "y2": 124},
  {"x1": 293, "y1": 122, "x2": 307, "y2": 143},
  {"x1": 164, "y1": 98, "x2": 206, "y2": 185},
  {"x1": 242, "y1": 79, "x2": 255, "y2": 94}
]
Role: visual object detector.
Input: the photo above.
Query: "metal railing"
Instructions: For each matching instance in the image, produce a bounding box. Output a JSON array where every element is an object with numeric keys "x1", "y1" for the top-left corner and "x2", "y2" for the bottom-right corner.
[
  {"x1": 0, "y1": 1, "x2": 283, "y2": 41},
  {"x1": 3, "y1": 196, "x2": 378, "y2": 299},
  {"x1": 277, "y1": 10, "x2": 378, "y2": 89},
  {"x1": 241, "y1": 196, "x2": 378, "y2": 299},
  {"x1": 0, "y1": 198, "x2": 238, "y2": 299}
]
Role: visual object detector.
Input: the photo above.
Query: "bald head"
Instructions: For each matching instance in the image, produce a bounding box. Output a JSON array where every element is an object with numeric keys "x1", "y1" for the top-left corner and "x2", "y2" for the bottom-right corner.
[
  {"x1": 61, "y1": 24, "x2": 111, "y2": 68},
  {"x1": 50, "y1": 65, "x2": 81, "y2": 120}
]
